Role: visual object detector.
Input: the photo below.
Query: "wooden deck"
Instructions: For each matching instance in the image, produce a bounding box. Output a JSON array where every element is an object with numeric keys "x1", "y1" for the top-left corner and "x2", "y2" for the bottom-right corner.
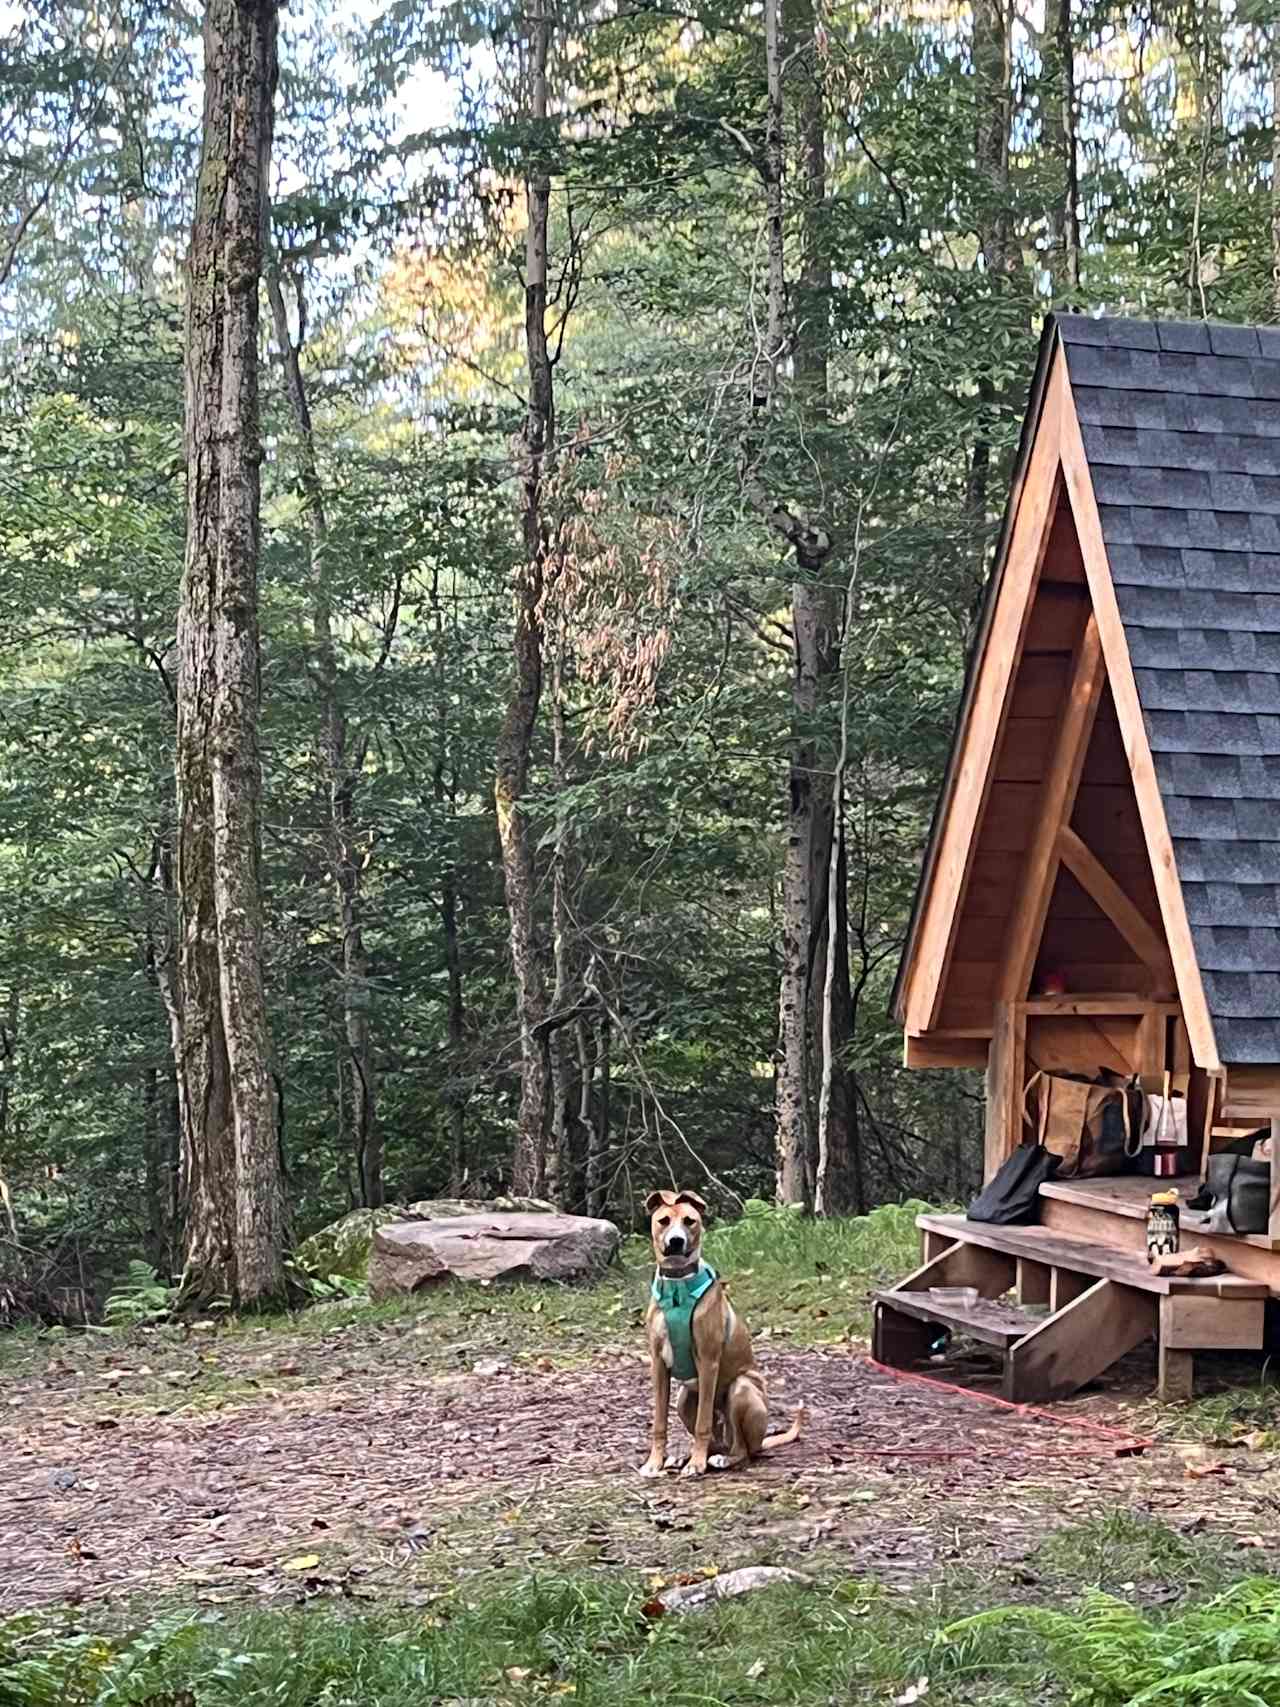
[
  {"x1": 871, "y1": 1207, "x2": 1272, "y2": 1403},
  {"x1": 1038, "y1": 1174, "x2": 1280, "y2": 1276}
]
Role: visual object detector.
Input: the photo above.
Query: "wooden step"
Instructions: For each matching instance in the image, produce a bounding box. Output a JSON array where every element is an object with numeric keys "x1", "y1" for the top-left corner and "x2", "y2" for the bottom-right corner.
[
  {"x1": 872, "y1": 1286, "x2": 1037, "y2": 1350},
  {"x1": 917, "y1": 1213, "x2": 1268, "y2": 1298},
  {"x1": 877, "y1": 1225, "x2": 1268, "y2": 1403}
]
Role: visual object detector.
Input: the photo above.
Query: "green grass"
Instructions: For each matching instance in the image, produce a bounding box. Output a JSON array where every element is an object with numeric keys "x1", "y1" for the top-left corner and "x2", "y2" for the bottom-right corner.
[
  {"x1": 1030, "y1": 1513, "x2": 1235, "y2": 1599},
  {"x1": 12, "y1": 1547, "x2": 1280, "y2": 1707},
  {"x1": 0, "y1": 1574, "x2": 1030, "y2": 1707}
]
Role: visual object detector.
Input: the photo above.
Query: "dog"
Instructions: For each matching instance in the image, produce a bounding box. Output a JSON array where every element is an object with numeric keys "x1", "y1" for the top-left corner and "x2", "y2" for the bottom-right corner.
[{"x1": 639, "y1": 1187, "x2": 806, "y2": 1477}]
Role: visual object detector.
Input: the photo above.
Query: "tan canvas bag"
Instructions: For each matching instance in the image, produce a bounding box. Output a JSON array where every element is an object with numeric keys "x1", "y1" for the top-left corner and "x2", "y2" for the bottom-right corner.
[{"x1": 1022, "y1": 1072, "x2": 1134, "y2": 1179}]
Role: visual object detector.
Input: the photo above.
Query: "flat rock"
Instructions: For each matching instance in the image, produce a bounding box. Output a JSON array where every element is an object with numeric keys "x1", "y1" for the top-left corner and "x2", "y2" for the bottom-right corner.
[{"x1": 368, "y1": 1212, "x2": 621, "y2": 1297}]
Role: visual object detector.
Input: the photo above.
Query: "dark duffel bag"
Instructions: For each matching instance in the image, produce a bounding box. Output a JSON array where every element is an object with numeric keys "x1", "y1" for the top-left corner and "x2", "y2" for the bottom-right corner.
[
  {"x1": 1186, "y1": 1153, "x2": 1270, "y2": 1235},
  {"x1": 967, "y1": 1143, "x2": 1061, "y2": 1226}
]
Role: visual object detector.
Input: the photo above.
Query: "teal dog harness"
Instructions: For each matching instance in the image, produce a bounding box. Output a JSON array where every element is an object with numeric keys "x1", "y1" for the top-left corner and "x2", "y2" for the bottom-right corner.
[{"x1": 652, "y1": 1262, "x2": 718, "y2": 1383}]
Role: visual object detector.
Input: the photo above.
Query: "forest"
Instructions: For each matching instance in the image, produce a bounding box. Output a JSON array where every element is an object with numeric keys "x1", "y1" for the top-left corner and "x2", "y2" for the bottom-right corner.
[{"x1": 3, "y1": 0, "x2": 1279, "y2": 1310}]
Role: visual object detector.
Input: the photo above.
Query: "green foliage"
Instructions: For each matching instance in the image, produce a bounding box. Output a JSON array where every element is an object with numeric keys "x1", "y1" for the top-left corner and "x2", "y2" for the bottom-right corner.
[
  {"x1": 101, "y1": 1262, "x2": 175, "y2": 1329},
  {"x1": 11, "y1": 1566, "x2": 1280, "y2": 1707},
  {"x1": 940, "y1": 1580, "x2": 1280, "y2": 1706}
]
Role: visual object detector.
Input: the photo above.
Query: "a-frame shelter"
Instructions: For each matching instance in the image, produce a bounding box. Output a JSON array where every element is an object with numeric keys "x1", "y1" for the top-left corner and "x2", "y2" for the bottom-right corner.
[{"x1": 879, "y1": 312, "x2": 1280, "y2": 1400}]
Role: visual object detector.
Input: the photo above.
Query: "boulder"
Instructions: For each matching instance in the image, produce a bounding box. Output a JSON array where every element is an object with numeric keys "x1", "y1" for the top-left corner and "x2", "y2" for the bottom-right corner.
[
  {"x1": 294, "y1": 1197, "x2": 556, "y2": 1287},
  {"x1": 293, "y1": 1207, "x2": 402, "y2": 1283},
  {"x1": 404, "y1": 1196, "x2": 555, "y2": 1219},
  {"x1": 368, "y1": 1211, "x2": 621, "y2": 1298}
]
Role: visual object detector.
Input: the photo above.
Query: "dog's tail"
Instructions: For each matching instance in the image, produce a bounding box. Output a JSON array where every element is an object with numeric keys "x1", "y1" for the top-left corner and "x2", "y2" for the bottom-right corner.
[{"x1": 759, "y1": 1402, "x2": 808, "y2": 1453}]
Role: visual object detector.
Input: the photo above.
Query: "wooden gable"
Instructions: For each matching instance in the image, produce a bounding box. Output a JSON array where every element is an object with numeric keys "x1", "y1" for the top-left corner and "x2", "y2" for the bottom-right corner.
[{"x1": 896, "y1": 340, "x2": 1216, "y2": 1085}]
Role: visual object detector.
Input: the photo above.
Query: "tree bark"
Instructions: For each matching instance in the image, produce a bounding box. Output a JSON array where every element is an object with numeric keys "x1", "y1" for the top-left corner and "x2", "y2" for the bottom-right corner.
[
  {"x1": 1056, "y1": 0, "x2": 1080, "y2": 293},
  {"x1": 773, "y1": 0, "x2": 846, "y2": 1209},
  {"x1": 967, "y1": 0, "x2": 1018, "y2": 526},
  {"x1": 265, "y1": 269, "x2": 379, "y2": 1206},
  {"x1": 547, "y1": 631, "x2": 579, "y2": 1206},
  {"x1": 175, "y1": 0, "x2": 285, "y2": 1308},
  {"x1": 497, "y1": 0, "x2": 555, "y2": 1197},
  {"x1": 585, "y1": 1012, "x2": 609, "y2": 1217}
]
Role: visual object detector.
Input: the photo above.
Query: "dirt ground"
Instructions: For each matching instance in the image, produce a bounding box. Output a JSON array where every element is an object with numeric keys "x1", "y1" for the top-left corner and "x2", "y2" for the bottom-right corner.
[{"x1": 5, "y1": 1319, "x2": 1280, "y2": 1615}]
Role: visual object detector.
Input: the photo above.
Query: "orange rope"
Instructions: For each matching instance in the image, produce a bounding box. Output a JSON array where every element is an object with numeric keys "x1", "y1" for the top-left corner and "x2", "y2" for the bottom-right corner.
[{"x1": 862, "y1": 1355, "x2": 1154, "y2": 1457}]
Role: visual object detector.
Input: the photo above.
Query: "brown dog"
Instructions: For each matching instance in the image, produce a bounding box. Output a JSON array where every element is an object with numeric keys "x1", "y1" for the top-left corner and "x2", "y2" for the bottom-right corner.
[{"x1": 639, "y1": 1188, "x2": 806, "y2": 1477}]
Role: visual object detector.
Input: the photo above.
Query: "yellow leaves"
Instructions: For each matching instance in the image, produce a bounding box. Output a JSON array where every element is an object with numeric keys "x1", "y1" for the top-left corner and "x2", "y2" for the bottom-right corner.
[{"x1": 281, "y1": 1553, "x2": 321, "y2": 1573}]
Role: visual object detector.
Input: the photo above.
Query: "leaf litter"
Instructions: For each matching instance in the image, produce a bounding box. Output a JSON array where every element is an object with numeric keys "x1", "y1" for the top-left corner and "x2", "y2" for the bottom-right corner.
[{"x1": 2, "y1": 1328, "x2": 1279, "y2": 1611}]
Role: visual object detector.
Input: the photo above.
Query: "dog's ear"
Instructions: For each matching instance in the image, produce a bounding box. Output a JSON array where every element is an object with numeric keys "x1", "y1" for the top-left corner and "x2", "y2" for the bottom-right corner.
[
  {"x1": 674, "y1": 1189, "x2": 707, "y2": 1217},
  {"x1": 643, "y1": 1190, "x2": 670, "y2": 1217}
]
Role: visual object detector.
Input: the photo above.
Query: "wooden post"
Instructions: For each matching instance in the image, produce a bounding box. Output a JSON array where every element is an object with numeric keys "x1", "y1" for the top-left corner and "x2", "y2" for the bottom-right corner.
[
  {"x1": 1049, "y1": 1267, "x2": 1090, "y2": 1312},
  {"x1": 1270, "y1": 1117, "x2": 1280, "y2": 1243},
  {"x1": 984, "y1": 1001, "x2": 1025, "y2": 1181},
  {"x1": 1016, "y1": 1257, "x2": 1051, "y2": 1305}
]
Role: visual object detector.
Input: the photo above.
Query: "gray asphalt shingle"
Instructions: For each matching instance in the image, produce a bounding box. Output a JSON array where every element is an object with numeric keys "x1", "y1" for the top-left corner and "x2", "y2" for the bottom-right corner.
[{"x1": 1060, "y1": 313, "x2": 1280, "y2": 1063}]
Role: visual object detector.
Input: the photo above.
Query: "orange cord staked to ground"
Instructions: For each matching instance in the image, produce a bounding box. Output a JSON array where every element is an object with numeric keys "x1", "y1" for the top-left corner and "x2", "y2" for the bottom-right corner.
[{"x1": 862, "y1": 1355, "x2": 1154, "y2": 1458}]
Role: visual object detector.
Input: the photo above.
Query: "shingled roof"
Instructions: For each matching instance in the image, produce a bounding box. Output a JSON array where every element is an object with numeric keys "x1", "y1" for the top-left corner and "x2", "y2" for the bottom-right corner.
[{"x1": 1054, "y1": 314, "x2": 1280, "y2": 1063}]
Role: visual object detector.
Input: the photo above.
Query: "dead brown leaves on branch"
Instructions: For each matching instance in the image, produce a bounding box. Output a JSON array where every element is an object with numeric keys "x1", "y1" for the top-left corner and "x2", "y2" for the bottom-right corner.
[{"x1": 541, "y1": 430, "x2": 680, "y2": 754}]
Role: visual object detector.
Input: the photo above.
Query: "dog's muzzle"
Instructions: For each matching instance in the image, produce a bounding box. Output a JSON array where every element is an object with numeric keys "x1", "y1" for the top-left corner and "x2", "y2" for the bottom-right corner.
[{"x1": 662, "y1": 1230, "x2": 688, "y2": 1255}]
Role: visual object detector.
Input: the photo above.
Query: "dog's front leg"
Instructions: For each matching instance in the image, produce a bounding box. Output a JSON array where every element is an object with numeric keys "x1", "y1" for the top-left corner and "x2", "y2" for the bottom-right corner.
[
  {"x1": 639, "y1": 1353, "x2": 671, "y2": 1476},
  {"x1": 681, "y1": 1354, "x2": 718, "y2": 1477}
]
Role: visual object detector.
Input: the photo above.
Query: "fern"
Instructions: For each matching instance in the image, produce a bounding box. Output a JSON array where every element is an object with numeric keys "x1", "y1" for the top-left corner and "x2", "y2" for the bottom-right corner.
[
  {"x1": 941, "y1": 1581, "x2": 1280, "y2": 1706},
  {"x1": 102, "y1": 1261, "x2": 176, "y2": 1328}
]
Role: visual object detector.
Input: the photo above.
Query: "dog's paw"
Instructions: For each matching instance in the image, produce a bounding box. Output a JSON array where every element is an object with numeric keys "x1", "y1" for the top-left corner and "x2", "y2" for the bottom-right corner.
[
  {"x1": 638, "y1": 1460, "x2": 664, "y2": 1478},
  {"x1": 681, "y1": 1458, "x2": 708, "y2": 1479},
  {"x1": 663, "y1": 1451, "x2": 688, "y2": 1470},
  {"x1": 708, "y1": 1453, "x2": 731, "y2": 1471}
]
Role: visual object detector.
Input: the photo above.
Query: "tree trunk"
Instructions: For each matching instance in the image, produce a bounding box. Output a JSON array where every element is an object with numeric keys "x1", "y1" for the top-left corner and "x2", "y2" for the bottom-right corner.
[
  {"x1": 547, "y1": 632, "x2": 579, "y2": 1206},
  {"x1": 761, "y1": 0, "x2": 785, "y2": 399},
  {"x1": 175, "y1": 0, "x2": 285, "y2": 1309},
  {"x1": 497, "y1": 0, "x2": 555, "y2": 1197},
  {"x1": 1057, "y1": 0, "x2": 1080, "y2": 293},
  {"x1": 773, "y1": 0, "x2": 843, "y2": 1209},
  {"x1": 265, "y1": 270, "x2": 379, "y2": 1206},
  {"x1": 967, "y1": 0, "x2": 1017, "y2": 526},
  {"x1": 1272, "y1": 26, "x2": 1280, "y2": 318},
  {"x1": 585, "y1": 1012, "x2": 609, "y2": 1217},
  {"x1": 442, "y1": 861, "x2": 466, "y2": 1196}
]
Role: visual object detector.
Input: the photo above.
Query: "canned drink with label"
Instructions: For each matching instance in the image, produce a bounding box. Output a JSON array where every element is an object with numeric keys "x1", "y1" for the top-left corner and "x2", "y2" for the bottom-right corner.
[{"x1": 1146, "y1": 1190, "x2": 1180, "y2": 1261}]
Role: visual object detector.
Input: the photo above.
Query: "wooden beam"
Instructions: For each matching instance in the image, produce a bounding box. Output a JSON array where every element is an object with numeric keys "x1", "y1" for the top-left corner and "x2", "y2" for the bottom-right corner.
[
  {"x1": 1003, "y1": 1278, "x2": 1154, "y2": 1403},
  {"x1": 1057, "y1": 366, "x2": 1220, "y2": 1071},
  {"x1": 1049, "y1": 1267, "x2": 1091, "y2": 1312},
  {"x1": 1016, "y1": 1257, "x2": 1051, "y2": 1306},
  {"x1": 1157, "y1": 1342, "x2": 1194, "y2": 1402},
  {"x1": 984, "y1": 1001, "x2": 1026, "y2": 1181},
  {"x1": 1000, "y1": 612, "x2": 1106, "y2": 1002},
  {"x1": 901, "y1": 360, "x2": 1066, "y2": 1034},
  {"x1": 904, "y1": 1034, "x2": 990, "y2": 1071},
  {"x1": 895, "y1": 1240, "x2": 1017, "y2": 1300},
  {"x1": 1055, "y1": 826, "x2": 1175, "y2": 995}
]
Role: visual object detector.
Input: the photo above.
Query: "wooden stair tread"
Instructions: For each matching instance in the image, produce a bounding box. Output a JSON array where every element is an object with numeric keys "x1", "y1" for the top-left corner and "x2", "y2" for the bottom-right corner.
[
  {"x1": 917, "y1": 1213, "x2": 1268, "y2": 1298},
  {"x1": 872, "y1": 1286, "x2": 1037, "y2": 1349}
]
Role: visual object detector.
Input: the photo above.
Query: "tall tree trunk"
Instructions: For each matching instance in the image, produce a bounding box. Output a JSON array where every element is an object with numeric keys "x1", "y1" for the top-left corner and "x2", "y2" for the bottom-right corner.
[
  {"x1": 175, "y1": 0, "x2": 285, "y2": 1308},
  {"x1": 585, "y1": 1012, "x2": 610, "y2": 1217},
  {"x1": 265, "y1": 270, "x2": 379, "y2": 1206},
  {"x1": 773, "y1": 0, "x2": 844, "y2": 1208},
  {"x1": 497, "y1": 0, "x2": 554, "y2": 1197},
  {"x1": 442, "y1": 862, "x2": 467, "y2": 1195},
  {"x1": 547, "y1": 632, "x2": 579, "y2": 1206},
  {"x1": 1057, "y1": 0, "x2": 1080, "y2": 293},
  {"x1": 967, "y1": 0, "x2": 1017, "y2": 527}
]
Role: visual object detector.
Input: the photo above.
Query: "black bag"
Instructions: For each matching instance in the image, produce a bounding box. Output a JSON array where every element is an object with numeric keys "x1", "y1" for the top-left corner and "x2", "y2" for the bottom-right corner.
[
  {"x1": 1187, "y1": 1153, "x2": 1270, "y2": 1234},
  {"x1": 967, "y1": 1143, "x2": 1061, "y2": 1226}
]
